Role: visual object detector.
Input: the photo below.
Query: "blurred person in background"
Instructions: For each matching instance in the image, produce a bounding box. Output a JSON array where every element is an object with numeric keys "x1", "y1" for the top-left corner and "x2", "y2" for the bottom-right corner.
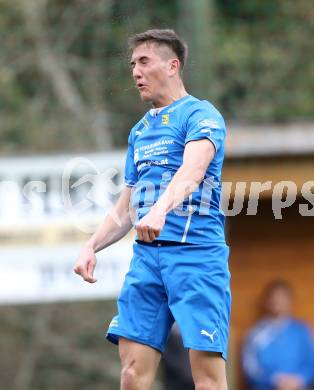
[{"x1": 242, "y1": 280, "x2": 314, "y2": 390}]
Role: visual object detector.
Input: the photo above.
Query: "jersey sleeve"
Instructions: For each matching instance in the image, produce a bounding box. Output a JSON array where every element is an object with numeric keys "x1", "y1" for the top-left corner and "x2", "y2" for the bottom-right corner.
[
  {"x1": 296, "y1": 324, "x2": 314, "y2": 386},
  {"x1": 184, "y1": 101, "x2": 226, "y2": 153},
  {"x1": 241, "y1": 325, "x2": 275, "y2": 388},
  {"x1": 124, "y1": 132, "x2": 138, "y2": 187}
]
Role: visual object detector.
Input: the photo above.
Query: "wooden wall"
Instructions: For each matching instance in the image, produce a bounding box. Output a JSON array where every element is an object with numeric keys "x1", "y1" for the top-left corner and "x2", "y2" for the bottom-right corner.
[{"x1": 227, "y1": 199, "x2": 314, "y2": 388}]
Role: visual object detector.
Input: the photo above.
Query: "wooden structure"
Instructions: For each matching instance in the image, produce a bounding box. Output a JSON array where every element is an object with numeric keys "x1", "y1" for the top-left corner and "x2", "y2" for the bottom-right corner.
[{"x1": 223, "y1": 123, "x2": 314, "y2": 388}]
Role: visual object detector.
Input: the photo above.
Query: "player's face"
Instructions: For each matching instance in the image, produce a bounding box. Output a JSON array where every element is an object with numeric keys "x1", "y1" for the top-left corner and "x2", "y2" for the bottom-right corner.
[
  {"x1": 265, "y1": 287, "x2": 292, "y2": 317},
  {"x1": 130, "y1": 42, "x2": 172, "y2": 106}
]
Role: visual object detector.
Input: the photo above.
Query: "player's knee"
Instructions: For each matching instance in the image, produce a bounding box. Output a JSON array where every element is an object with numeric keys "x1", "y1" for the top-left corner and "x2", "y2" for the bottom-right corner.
[
  {"x1": 121, "y1": 365, "x2": 138, "y2": 389},
  {"x1": 121, "y1": 364, "x2": 151, "y2": 390},
  {"x1": 195, "y1": 377, "x2": 227, "y2": 390}
]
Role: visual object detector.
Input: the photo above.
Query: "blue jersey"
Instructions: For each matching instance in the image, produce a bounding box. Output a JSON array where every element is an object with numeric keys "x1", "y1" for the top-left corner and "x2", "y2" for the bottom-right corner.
[
  {"x1": 242, "y1": 317, "x2": 314, "y2": 389},
  {"x1": 124, "y1": 94, "x2": 227, "y2": 244}
]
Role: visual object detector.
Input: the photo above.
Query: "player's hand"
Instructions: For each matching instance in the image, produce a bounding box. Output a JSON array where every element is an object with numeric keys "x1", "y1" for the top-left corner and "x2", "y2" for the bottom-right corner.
[
  {"x1": 74, "y1": 245, "x2": 97, "y2": 283},
  {"x1": 136, "y1": 207, "x2": 166, "y2": 242},
  {"x1": 274, "y1": 374, "x2": 304, "y2": 390}
]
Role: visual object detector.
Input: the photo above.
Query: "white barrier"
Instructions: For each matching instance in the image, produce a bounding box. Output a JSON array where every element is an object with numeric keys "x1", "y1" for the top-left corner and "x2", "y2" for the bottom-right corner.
[
  {"x1": 0, "y1": 240, "x2": 133, "y2": 305},
  {"x1": 0, "y1": 151, "x2": 126, "y2": 228}
]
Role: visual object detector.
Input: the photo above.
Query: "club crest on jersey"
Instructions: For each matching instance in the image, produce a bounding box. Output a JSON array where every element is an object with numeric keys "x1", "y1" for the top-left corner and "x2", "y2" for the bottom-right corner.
[{"x1": 161, "y1": 114, "x2": 170, "y2": 125}]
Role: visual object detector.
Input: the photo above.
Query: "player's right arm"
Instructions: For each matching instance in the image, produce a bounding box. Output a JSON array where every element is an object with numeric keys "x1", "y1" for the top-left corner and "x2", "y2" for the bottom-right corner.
[{"x1": 74, "y1": 186, "x2": 133, "y2": 283}]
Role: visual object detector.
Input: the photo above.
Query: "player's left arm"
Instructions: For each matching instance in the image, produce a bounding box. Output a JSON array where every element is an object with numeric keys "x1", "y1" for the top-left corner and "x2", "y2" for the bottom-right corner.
[{"x1": 136, "y1": 139, "x2": 215, "y2": 242}]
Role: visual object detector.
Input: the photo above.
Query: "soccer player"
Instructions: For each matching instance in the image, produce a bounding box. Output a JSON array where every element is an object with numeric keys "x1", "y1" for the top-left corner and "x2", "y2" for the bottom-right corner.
[{"x1": 74, "y1": 29, "x2": 231, "y2": 390}]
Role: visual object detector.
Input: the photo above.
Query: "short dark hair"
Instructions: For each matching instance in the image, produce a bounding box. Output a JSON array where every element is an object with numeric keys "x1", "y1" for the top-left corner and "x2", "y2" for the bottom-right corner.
[
  {"x1": 128, "y1": 29, "x2": 188, "y2": 72},
  {"x1": 263, "y1": 279, "x2": 293, "y2": 299}
]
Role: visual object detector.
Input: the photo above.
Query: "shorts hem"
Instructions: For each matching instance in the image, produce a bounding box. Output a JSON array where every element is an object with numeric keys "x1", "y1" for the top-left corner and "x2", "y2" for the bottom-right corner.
[
  {"x1": 106, "y1": 329, "x2": 164, "y2": 353},
  {"x1": 184, "y1": 343, "x2": 227, "y2": 361}
]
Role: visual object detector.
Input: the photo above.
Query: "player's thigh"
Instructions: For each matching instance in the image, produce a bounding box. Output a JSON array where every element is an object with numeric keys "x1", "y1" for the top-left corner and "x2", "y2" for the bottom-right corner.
[
  {"x1": 119, "y1": 337, "x2": 161, "y2": 381},
  {"x1": 107, "y1": 243, "x2": 174, "y2": 353},
  {"x1": 161, "y1": 244, "x2": 231, "y2": 360},
  {"x1": 189, "y1": 350, "x2": 228, "y2": 390}
]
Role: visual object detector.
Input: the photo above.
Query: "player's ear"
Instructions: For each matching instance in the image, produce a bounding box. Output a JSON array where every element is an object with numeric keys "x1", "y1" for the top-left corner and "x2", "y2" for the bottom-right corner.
[{"x1": 168, "y1": 58, "x2": 180, "y2": 76}]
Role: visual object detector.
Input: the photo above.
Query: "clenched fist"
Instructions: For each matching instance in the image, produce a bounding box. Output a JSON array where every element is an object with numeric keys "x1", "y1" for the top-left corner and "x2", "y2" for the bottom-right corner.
[
  {"x1": 74, "y1": 245, "x2": 97, "y2": 283},
  {"x1": 136, "y1": 207, "x2": 166, "y2": 242}
]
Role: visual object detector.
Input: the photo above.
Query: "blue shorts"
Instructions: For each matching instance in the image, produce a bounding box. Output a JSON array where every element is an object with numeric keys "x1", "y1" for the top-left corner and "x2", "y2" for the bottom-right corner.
[{"x1": 106, "y1": 241, "x2": 231, "y2": 360}]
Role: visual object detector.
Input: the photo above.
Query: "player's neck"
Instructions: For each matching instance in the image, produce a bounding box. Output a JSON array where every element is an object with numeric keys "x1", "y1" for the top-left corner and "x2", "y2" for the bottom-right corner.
[{"x1": 152, "y1": 83, "x2": 188, "y2": 108}]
